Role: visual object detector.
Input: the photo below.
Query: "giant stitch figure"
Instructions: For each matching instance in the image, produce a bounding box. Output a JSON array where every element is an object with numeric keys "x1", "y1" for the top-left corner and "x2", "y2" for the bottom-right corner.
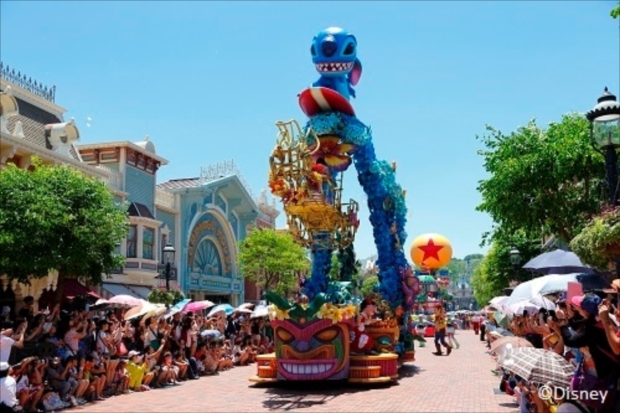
[{"x1": 311, "y1": 27, "x2": 362, "y2": 101}]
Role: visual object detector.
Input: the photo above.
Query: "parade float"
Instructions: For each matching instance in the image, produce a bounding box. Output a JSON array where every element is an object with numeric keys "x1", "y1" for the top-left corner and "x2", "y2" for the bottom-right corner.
[{"x1": 250, "y1": 27, "x2": 423, "y2": 385}]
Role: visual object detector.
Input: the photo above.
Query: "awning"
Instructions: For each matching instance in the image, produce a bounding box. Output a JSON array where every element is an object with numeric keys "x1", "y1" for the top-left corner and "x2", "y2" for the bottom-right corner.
[
  {"x1": 125, "y1": 285, "x2": 152, "y2": 300},
  {"x1": 63, "y1": 279, "x2": 100, "y2": 300},
  {"x1": 102, "y1": 283, "x2": 138, "y2": 298},
  {"x1": 101, "y1": 283, "x2": 152, "y2": 300}
]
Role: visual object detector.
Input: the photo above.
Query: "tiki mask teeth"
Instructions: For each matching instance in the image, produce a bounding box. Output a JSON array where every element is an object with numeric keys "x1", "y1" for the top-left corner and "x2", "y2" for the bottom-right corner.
[{"x1": 280, "y1": 362, "x2": 334, "y2": 375}]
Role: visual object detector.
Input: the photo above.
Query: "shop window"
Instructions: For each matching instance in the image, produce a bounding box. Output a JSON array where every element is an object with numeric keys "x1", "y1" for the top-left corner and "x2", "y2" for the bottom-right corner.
[
  {"x1": 126, "y1": 225, "x2": 137, "y2": 258},
  {"x1": 143, "y1": 227, "x2": 154, "y2": 259}
]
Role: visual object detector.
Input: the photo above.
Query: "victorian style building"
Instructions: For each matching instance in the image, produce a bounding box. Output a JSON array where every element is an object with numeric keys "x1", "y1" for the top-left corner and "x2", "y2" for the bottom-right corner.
[{"x1": 0, "y1": 63, "x2": 279, "y2": 311}]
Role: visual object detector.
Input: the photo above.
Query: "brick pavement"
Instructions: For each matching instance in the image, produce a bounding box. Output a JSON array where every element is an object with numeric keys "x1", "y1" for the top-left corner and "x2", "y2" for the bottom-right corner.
[{"x1": 79, "y1": 331, "x2": 518, "y2": 412}]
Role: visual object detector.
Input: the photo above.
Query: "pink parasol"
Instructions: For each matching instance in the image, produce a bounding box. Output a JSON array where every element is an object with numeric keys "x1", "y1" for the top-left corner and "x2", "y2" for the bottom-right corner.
[
  {"x1": 108, "y1": 294, "x2": 142, "y2": 307},
  {"x1": 183, "y1": 300, "x2": 215, "y2": 313}
]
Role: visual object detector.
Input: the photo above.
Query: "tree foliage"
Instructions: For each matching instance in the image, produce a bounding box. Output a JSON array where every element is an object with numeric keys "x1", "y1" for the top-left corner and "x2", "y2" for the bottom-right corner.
[
  {"x1": 0, "y1": 160, "x2": 128, "y2": 293},
  {"x1": 570, "y1": 205, "x2": 620, "y2": 269},
  {"x1": 470, "y1": 228, "x2": 542, "y2": 305},
  {"x1": 238, "y1": 228, "x2": 309, "y2": 296},
  {"x1": 612, "y1": 3, "x2": 620, "y2": 19},
  {"x1": 477, "y1": 114, "x2": 605, "y2": 245}
]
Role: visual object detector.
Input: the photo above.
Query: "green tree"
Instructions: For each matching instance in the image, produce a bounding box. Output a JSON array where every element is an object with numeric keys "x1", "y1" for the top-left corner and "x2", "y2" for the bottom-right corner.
[
  {"x1": 470, "y1": 228, "x2": 542, "y2": 305},
  {"x1": 0, "y1": 160, "x2": 128, "y2": 297},
  {"x1": 443, "y1": 258, "x2": 466, "y2": 283},
  {"x1": 477, "y1": 113, "x2": 604, "y2": 245},
  {"x1": 238, "y1": 228, "x2": 309, "y2": 296},
  {"x1": 611, "y1": 3, "x2": 620, "y2": 18}
]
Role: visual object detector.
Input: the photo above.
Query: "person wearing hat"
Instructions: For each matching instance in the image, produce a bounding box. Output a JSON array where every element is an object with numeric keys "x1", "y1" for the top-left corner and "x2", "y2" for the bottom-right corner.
[
  {"x1": 548, "y1": 293, "x2": 618, "y2": 411},
  {"x1": 0, "y1": 361, "x2": 20, "y2": 412},
  {"x1": 125, "y1": 350, "x2": 152, "y2": 391}
]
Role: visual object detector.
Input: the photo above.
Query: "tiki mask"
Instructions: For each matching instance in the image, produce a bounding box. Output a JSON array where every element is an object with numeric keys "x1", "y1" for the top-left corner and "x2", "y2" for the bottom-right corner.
[{"x1": 272, "y1": 318, "x2": 351, "y2": 380}]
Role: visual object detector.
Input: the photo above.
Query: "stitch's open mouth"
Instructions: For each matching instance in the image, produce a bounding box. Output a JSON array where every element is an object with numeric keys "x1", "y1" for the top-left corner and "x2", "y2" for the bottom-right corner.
[{"x1": 315, "y1": 62, "x2": 354, "y2": 73}]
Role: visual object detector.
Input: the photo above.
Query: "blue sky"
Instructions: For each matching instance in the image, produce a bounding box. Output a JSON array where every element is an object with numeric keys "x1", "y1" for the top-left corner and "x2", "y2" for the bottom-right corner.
[{"x1": 1, "y1": 1, "x2": 618, "y2": 261}]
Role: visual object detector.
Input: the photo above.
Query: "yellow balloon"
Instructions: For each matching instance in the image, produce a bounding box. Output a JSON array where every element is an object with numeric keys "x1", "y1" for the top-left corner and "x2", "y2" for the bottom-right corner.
[{"x1": 410, "y1": 233, "x2": 453, "y2": 269}]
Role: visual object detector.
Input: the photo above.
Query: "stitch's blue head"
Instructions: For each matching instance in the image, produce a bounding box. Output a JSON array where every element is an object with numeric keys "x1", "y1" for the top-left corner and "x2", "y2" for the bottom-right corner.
[{"x1": 311, "y1": 27, "x2": 358, "y2": 78}]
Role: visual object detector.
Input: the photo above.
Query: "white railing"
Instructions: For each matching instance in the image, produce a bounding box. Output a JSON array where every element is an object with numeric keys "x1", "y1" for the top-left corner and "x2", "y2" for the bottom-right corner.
[
  {"x1": 200, "y1": 160, "x2": 255, "y2": 199},
  {"x1": 97, "y1": 165, "x2": 124, "y2": 192},
  {"x1": 156, "y1": 187, "x2": 176, "y2": 210}
]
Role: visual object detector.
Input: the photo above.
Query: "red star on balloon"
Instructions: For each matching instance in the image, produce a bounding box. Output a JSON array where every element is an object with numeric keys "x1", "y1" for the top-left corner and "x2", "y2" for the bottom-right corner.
[{"x1": 418, "y1": 239, "x2": 444, "y2": 262}]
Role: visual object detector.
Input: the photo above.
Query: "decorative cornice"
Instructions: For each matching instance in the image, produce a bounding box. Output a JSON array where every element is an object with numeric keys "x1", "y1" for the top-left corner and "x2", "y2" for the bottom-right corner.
[
  {"x1": 0, "y1": 78, "x2": 65, "y2": 118},
  {"x1": 1, "y1": 131, "x2": 107, "y2": 179},
  {"x1": 77, "y1": 141, "x2": 169, "y2": 165}
]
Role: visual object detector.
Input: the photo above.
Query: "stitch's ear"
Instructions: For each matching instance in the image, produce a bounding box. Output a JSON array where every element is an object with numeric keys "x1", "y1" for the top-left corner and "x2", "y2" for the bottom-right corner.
[{"x1": 349, "y1": 59, "x2": 362, "y2": 86}]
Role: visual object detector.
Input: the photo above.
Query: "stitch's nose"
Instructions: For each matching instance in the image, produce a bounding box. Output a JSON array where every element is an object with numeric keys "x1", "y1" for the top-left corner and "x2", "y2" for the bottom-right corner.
[{"x1": 321, "y1": 39, "x2": 337, "y2": 57}]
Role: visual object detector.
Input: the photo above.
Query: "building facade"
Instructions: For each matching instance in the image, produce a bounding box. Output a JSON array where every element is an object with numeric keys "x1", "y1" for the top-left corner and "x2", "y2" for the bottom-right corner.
[
  {"x1": 0, "y1": 64, "x2": 122, "y2": 310},
  {"x1": 77, "y1": 138, "x2": 172, "y2": 299},
  {"x1": 1, "y1": 63, "x2": 279, "y2": 311},
  {"x1": 158, "y1": 161, "x2": 265, "y2": 306}
]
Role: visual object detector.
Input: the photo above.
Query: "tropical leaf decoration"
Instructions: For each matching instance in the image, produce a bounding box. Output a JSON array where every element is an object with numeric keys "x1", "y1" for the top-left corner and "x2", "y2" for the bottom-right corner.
[
  {"x1": 265, "y1": 291, "x2": 293, "y2": 310},
  {"x1": 266, "y1": 291, "x2": 355, "y2": 323}
]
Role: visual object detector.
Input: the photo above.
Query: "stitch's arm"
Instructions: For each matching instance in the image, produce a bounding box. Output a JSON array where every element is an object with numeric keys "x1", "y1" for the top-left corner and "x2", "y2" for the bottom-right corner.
[{"x1": 348, "y1": 84, "x2": 356, "y2": 99}]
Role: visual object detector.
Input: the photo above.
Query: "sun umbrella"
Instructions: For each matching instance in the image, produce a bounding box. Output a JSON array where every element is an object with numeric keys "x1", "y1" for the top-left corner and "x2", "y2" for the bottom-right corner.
[
  {"x1": 522, "y1": 249, "x2": 594, "y2": 275},
  {"x1": 506, "y1": 296, "x2": 555, "y2": 316},
  {"x1": 162, "y1": 298, "x2": 192, "y2": 318},
  {"x1": 233, "y1": 308, "x2": 253, "y2": 314},
  {"x1": 503, "y1": 274, "x2": 594, "y2": 307},
  {"x1": 123, "y1": 300, "x2": 166, "y2": 321},
  {"x1": 499, "y1": 347, "x2": 574, "y2": 388},
  {"x1": 206, "y1": 303, "x2": 234, "y2": 317},
  {"x1": 108, "y1": 294, "x2": 142, "y2": 307},
  {"x1": 490, "y1": 336, "x2": 533, "y2": 356},
  {"x1": 90, "y1": 298, "x2": 129, "y2": 309},
  {"x1": 200, "y1": 329, "x2": 223, "y2": 340},
  {"x1": 183, "y1": 300, "x2": 215, "y2": 313},
  {"x1": 493, "y1": 311, "x2": 509, "y2": 329},
  {"x1": 237, "y1": 303, "x2": 255, "y2": 311},
  {"x1": 251, "y1": 305, "x2": 269, "y2": 319},
  {"x1": 489, "y1": 296, "x2": 509, "y2": 308}
]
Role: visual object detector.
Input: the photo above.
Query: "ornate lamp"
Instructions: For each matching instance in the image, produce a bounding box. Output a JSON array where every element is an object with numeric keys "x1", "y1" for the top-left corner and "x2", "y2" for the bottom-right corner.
[
  {"x1": 586, "y1": 87, "x2": 620, "y2": 206},
  {"x1": 162, "y1": 243, "x2": 176, "y2": 291}
]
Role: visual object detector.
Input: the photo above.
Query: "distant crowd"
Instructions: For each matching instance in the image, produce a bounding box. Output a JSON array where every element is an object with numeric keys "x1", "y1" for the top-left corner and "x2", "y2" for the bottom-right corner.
[{"x1": 0, "y1": 295, "x2": 273, "y2": 412}]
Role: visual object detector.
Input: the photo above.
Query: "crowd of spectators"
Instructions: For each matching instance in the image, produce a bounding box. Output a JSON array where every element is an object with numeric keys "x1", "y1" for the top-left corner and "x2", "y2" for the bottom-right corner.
[
  {"x1": 0, "y1": 295, "x2": 273, "y2": 412},
  {"x1": 484, "y1": 288, "x2": 620, "y2": 413}
]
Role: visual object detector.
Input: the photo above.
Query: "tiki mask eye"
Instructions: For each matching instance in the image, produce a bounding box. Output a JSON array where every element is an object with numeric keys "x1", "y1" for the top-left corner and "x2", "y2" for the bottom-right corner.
[
  {"x1": 315, "y1": 327, "x2": 339, "y2": 342},
  {"x1": 276, "y1": 328, "x2": 293, "y2": 343}
]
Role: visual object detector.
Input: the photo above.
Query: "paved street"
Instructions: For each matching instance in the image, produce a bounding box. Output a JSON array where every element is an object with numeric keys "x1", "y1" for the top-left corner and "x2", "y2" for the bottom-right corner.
[{"x1": 81, "y1": 332, "x2": 517, "y2": 412}]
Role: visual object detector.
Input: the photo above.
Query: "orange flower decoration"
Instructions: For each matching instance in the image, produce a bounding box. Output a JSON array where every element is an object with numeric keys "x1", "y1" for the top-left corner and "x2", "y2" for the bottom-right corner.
[{"x1": 308, "y1": 136, "x2": 357, "y2": 172}]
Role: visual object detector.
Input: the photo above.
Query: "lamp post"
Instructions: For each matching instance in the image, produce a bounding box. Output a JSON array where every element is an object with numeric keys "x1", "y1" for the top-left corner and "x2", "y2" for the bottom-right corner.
[
  {"x1": 162, "y1": 243, "x2": 176, "y2": 291},
  {"x1": 509, "y1": 248, "x2": 521, "y2": 280},
  {"x1": 586, "y1": 87, "x2": 620, "y2": 277},
  {"x1": 586, "y1": 87, "x2": 620, "y2": 206}
]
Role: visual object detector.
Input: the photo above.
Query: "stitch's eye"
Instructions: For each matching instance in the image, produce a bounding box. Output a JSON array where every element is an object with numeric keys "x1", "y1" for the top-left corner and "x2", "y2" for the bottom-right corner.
[
  {"x1": 343, "y1": 43, "x2": 355, "y2": 55},
  {"x1": 310, "y1": 45, "x2": 316, "y2": 56}
]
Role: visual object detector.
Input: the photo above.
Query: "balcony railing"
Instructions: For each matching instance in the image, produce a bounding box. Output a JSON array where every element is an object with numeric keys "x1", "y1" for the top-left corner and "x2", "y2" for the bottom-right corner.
[
  {"x1": 96, "y1": 165, "x2": 124, "y2": 192},
  {"x1": 156, "y1": 187, "x2": 176, "y2": 210}
]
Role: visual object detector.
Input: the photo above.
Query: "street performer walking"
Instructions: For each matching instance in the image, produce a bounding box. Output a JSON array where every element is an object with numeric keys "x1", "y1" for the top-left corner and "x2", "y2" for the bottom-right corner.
[{"x1": 433, "y1": 304, "x2": 452, "y2": 356}]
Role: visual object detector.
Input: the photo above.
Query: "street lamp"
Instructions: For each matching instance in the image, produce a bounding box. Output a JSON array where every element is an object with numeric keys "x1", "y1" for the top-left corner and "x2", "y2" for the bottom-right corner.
[
  {"x1": 162, "y1": 243, "x2": 176, "y2": 291},
  {"x1": 586, "y1": 87, "x2": 620, "y2": 206},
  {"x1": 509, "y1": 248, "x2": 521, "y2": 279}
]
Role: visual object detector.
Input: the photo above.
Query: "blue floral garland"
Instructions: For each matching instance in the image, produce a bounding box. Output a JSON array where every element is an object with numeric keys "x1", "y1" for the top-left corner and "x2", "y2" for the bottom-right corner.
[{"x1": 301, "y1": 113, "x2": 411, "y2": 306}]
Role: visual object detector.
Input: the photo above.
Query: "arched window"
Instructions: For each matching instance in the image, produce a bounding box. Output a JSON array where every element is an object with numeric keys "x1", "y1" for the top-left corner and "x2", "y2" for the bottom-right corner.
[{"x1": 192, "y1": 238, "x2": 222, "y2": 276}]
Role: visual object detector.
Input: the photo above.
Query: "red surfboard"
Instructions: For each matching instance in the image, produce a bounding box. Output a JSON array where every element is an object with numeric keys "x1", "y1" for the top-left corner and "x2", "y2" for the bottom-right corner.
[{"x1": 298, "y1": 87, "x2": 356, "y2": 117}]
